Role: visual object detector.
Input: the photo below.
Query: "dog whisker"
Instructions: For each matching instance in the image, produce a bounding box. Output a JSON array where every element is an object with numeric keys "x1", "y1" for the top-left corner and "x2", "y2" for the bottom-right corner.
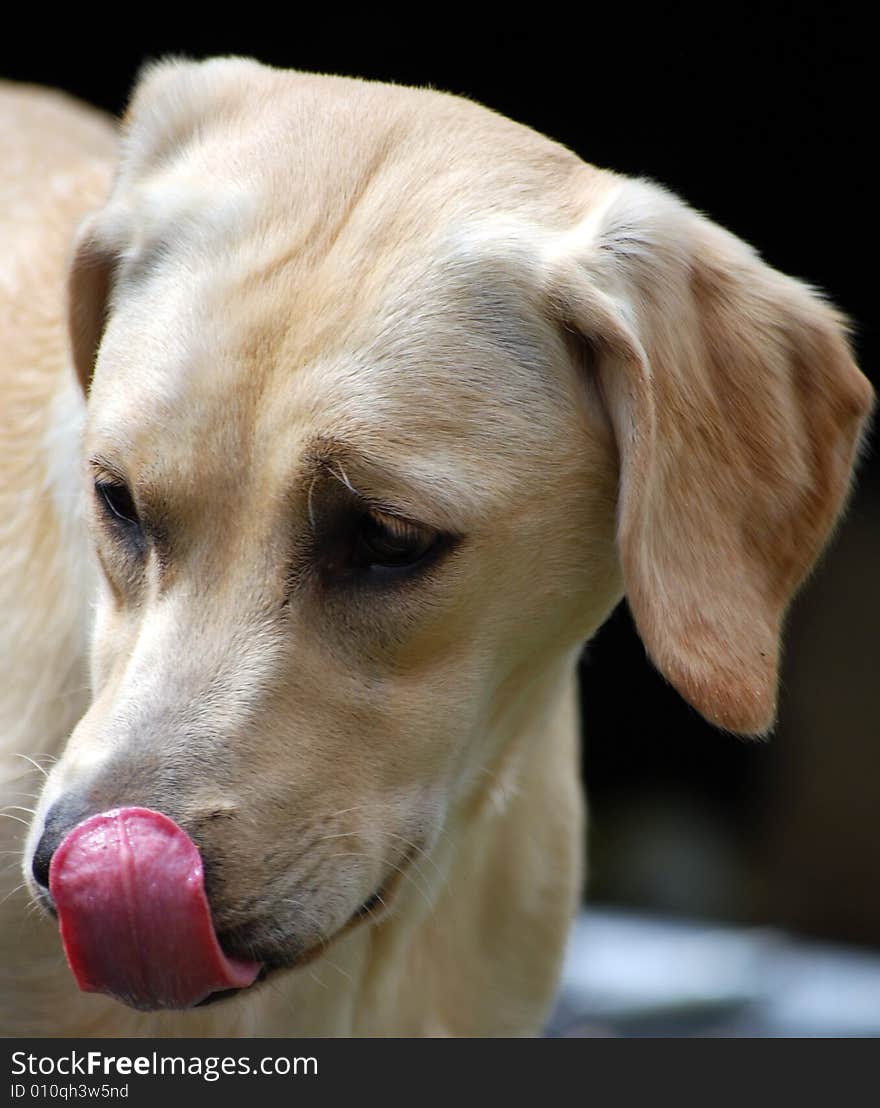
[
  {"x1": 326, "y1": 851, "x2": 436, "y2": 915},
  {"x1": 320, "y1": 954, "x2": 354, "y2": 984},
  {"x1": 311, "y1": 827, "x2": 445, "y2": 882},
  {"x1": 0, "y1": 813, "x2": 30, "y2": 827},
  {"x1": 10, "y1": 753, "x2": 51, "y2": 779},
  {"x1": 24, "y1": 899, "x2": 44, "y2": 920},
  {"x1": 319, "y1": 803, "x2": 376, "y2": 822},
  {"x1": 328, "y1": 461, "x2": 360, "y2": 500},
  {"x1": 306, "y1": 472, "x2": 319, "y2": 533},
  {"x1": 0, "y1": 880, "x2": 30, "y2": 907},
  {"x1": 306, "y1": 968, "x2": 328, "y2": 989}
]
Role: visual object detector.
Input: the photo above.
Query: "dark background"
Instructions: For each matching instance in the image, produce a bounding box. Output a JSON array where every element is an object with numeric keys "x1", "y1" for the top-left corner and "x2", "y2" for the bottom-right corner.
[{"x1": 3, "y1": 14, "x2": 877, "y2": 947}]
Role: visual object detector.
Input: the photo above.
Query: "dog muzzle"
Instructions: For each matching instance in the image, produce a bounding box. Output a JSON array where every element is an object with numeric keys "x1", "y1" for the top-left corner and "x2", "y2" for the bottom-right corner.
[{"x1": 49, "y1": 807, "x2": 261, "y2": 1011}]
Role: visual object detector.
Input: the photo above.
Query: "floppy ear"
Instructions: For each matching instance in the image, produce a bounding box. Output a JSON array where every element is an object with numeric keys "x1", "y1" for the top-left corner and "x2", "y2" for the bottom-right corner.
[
  {"x1": 65, "y1": 57, "x2": 178, "y2": 394},
  {"x1": 67, "y1": 55, "x2": 268, "y2": 395},
  {"x1": 68, "y1": 214, "x2": 119, "y2": 395},
  {"x1": 551, "y1": 178, "x2": 874, "y2": 734}
]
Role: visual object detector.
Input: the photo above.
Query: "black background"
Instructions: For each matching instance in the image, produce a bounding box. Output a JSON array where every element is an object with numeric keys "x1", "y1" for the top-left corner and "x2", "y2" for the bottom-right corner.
[{"x1": 3, "y1": 12, "x2": 877, "y2": 943}]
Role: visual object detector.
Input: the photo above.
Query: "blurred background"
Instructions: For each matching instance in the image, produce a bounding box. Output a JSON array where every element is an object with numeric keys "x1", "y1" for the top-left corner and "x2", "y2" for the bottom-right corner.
[{"x1": 3, "y1": 12, "x2": 877, "y2": 1033}]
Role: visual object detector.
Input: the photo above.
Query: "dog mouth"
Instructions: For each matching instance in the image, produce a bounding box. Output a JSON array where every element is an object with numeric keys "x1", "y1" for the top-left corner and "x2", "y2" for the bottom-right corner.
[
  {"x1": 48, "y1": 808, "x2": 261, "y2": 1012},
  {"x1": 198, "y1": 858, "x2": 413, "y2": 1008},
  {"x1": 45, "y1": 806, "x2": 411, "y2": 1013}
]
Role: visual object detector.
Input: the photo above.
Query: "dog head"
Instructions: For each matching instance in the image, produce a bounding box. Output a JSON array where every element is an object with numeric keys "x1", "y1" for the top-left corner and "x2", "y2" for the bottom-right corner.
[{"x1": 27, "y1": 57, "x2": 873, "y2": 1009}]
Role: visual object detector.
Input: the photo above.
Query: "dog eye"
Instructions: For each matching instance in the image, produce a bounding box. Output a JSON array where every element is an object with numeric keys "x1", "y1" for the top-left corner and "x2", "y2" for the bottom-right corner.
[
  {"x1": 95, "y1": 480, "x2": 141, "y2": 529},
  {"x1": 352, "y1": 511, "x2": 436, "y2": 570}
]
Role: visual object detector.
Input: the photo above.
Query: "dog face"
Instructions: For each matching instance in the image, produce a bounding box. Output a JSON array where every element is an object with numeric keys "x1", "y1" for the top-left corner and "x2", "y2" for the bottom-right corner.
[{"x1": 27, "y1": 58, "x2": 872, "y2": 998}]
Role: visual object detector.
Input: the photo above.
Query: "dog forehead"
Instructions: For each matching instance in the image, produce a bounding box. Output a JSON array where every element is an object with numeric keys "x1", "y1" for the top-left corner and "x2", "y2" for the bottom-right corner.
[
  {"x1": 89, "y1": 221, "x2": 580, "y2": 518},
  {"x1": 107, "y1": 60, "x2": 595, "y2": 308},
  {"x1": 87, "y1": 65, "x2": 602, "y2": 506}
]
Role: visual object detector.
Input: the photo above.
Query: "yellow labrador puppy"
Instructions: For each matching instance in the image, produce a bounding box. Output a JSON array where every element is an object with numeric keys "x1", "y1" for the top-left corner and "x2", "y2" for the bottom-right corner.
[{"x1": 1, "y1": 58, "x2": 872, "y2": 1037}]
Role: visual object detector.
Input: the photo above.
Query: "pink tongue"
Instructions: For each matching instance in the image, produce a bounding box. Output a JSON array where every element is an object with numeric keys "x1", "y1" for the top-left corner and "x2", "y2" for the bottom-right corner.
[{"x1": 49, "y1": 807, "x2": 261, "y2": 1011}]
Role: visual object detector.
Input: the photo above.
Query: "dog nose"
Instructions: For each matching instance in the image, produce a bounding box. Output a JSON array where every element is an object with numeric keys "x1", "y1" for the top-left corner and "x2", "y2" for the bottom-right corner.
[
  {"x1": 31, "y1": 833, "x2": 56, "y2": 890},
  {"x1": 31, "y1": 797, "x2": 91, "y2": 891}
]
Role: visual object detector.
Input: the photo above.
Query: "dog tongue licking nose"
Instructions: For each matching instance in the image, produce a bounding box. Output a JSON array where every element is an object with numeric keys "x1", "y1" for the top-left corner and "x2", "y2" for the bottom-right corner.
[{"x1": 49, "y1": 807, "x2": 261, "y2": 1011}]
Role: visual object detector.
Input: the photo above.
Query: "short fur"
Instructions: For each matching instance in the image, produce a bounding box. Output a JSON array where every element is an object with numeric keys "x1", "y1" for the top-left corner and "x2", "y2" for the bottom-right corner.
[{"x1": 1, "y1": 58, "x2": 872, "y2": 1036}]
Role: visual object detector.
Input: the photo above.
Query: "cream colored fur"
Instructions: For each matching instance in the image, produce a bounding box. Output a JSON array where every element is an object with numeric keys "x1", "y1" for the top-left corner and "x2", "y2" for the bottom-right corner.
[{"x1": 0, "y1": 58, "x2": 872, "y2": 1037}]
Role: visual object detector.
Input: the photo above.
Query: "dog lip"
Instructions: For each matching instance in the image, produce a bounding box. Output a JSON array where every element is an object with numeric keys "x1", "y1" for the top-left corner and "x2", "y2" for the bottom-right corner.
[
  {"x1": 202, "y1": 889, "x2": 386, "y2": 1006},
  {"x1": 284, "y1": 843, "x2": 419, "y2": 965},
  {"x1": 37, "y1": 832, "x2": 417, "y2": 1009},
  {"x1": 211, "y1": 844, "x2": 419, "y2": 995},
  {"x1": 40, "y1": 833, "x2": 418, "y2": 1011},
  {"x1": 194, "y1": 966, "x2": 269, "y2": 1008}
]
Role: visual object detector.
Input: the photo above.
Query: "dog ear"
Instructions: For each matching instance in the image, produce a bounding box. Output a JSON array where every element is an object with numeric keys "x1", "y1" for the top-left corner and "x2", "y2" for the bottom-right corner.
[
  {"x1": 551, "y1": 178, "x2": 874, "y2": 734},
  {"x1": 68, "y1": 214, "x2": 119, "y2": 395},
  {"x1": 67, "y1": 56, "x2": 270, "y2": 395},
  {"x1": 66, "y1": 58, "x2": 191, "y2": 395}
]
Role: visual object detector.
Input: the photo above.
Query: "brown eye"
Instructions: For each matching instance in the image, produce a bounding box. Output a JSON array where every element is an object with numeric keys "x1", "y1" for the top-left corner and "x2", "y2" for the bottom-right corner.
[
  {"x1": 95, "y1": 480, "x2": 140, "y2": 529},
  {"x1": 353, "y1": 511, "x2": 436, "y2": 570}
]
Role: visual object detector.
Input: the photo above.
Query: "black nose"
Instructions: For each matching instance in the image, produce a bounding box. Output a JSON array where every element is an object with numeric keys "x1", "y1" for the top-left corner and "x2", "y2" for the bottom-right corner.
[{"x1": 31, "y1": 797, "x2": 91, "y2": 891}]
